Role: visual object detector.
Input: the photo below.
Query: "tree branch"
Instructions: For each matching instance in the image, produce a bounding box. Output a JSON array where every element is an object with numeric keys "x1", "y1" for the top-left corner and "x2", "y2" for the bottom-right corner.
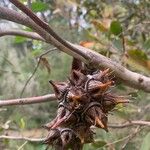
[
  {"x1": 0, "y1": 94, "x2": 56, "y2": 107},
  {"x1": 108, "y1": 120, "x2": 150, "y2": 128},
  {"x1": 0, "y1": 6, "x2": 150, "y2": 92},
  {"x1": 0, "y1": 6, "x2": 87, "y2": 61},
  {"x1": 0, "y1": 120, "x2": 149, "y2": 143},
  {"x1": 0, "y1": 135, "x2": 45, "y2": 142},
  {"x1": 10, "y1": 0, "x2": 88, "y2": 60},
  {"x1": 0, "y1": 29, "x2": 45, "y2": 41},
  {"x1": 104, "y1": 126, "x2": 143, "y2": 149},
  {"x1": 120, "y1": 126, "x2": 141, "y2": 150}
]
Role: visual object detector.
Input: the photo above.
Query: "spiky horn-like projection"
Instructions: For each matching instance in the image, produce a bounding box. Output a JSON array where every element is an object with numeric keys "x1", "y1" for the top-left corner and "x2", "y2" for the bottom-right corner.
[{"x1": 43, "y1": 58, "x2": 129, "y2": 149}]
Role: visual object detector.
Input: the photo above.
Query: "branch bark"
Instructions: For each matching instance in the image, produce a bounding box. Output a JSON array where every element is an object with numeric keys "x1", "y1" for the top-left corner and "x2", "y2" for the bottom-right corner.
[
  {"x1": 0, "y1": 29, "x2": 45, "y2": 41},
  {"x1": 0, "y1": 94, "x2": 56, "y2": 107},
  {"x1": 109, "y1": 120, "x2": 150, "y2": 128},
  {"x1": 0, "y1": 135, "x2": 45, "y2": 142},
  {"x1": 0, "y1": 6, "x2": 150, "y2": 92},
  {"x1": 0, "y1": 120, "x2": 149, "y2": 143}
]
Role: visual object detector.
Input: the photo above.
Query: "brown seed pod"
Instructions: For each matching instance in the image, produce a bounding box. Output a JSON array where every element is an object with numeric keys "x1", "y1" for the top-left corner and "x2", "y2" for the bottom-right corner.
[{"x1": 44, "y1": 58, "x2": 129, "y2": 149}]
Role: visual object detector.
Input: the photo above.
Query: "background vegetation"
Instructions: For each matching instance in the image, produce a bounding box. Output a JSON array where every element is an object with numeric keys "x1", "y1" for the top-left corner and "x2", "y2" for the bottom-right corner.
[{"x1": 0, "y1": 0, "x2": 150, "y2": 149}]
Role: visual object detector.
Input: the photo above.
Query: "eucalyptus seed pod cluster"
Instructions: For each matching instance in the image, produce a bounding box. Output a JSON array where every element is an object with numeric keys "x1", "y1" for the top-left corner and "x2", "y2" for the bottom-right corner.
[{"x1": 43, "y1": 58, "x2": 129, "y2": 150}]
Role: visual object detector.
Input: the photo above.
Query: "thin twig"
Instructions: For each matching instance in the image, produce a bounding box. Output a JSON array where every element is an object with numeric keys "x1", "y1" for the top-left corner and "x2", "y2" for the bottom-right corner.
[
  {"x1": 0, "y1": 29, "x2": 45, "y2": 41},
  {"x1": 121, "y1": 126, "x2": 142, "y2": 150},
  {"x1": 96, "y1": 135, "x2": 131, "y2": 150},
  {"x1": 20, "y1": 59, "x2": 40, "y2": 98},
  {"x1": 18, "y1": 141, "x2": 28, "y2": 150},
  {"x1": 108, "y1": 120, "x2": 150, "y2": 128},
  {"x1": 0, "y1": 135, "x2": 45, "y2": 142},
  {"x1": 20, "y1": 48, "x2": 57, "y2": 98},
  {"x1": 121, "y1": 33, "x2": 126, "y2": 54},
  {"x1": 0, "y1": 94, "x2": 56, "y2": 107},
  {"x1": 98, "y1": 126, "x2": 144, "y2": 150}
]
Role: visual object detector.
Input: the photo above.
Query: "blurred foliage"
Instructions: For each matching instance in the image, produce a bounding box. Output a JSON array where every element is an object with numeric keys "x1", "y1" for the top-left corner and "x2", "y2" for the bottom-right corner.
[{"x1": 0, "y1": 0, "x2": 150, "y2": 149}]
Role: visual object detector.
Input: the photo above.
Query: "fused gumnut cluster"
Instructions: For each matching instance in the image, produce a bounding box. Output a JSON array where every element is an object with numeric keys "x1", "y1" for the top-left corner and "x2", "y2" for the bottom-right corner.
[{"x1": 43, "y1": 58, "x2": 129, "y2": 150}]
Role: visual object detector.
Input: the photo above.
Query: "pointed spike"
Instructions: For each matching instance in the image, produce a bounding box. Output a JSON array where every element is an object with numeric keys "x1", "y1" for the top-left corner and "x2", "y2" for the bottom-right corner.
[
  {"x1": 104, "y1": 126, "x2": 109, "y2": 132},
  {"x1": 80, "y1": 138, "x2": 85, "y2": 144},
  {"x1": 71, "y1": 70, "x2": 80, "y2": 81},
  {"x1": 42, "y1": 117, "x2": 57, "y2": 130},
  {"x1": 89, "y1": 81, "x2": 112, "y2": 95},
  {"x1": 73, "y1": 70, "x2": 85, "y2": 79},
  {"x1": 71, "y1": 70, "x2": 86, "y2": 85},
  {"x1": 49, "y1": 80, "x2": 59, "y2": 92},
  {"x1": 73, "y1": 69, "x2": 84, "y2": 75},
  {"x1": 108, "y1": 70, "x2": 115, "y2": 76},
  {"x1": 85, "y1": 115, "x2": 94, "y2": 124},
  {"x1": 49, "y1": 80, "x2": 61, "y2": 99},
  {"x1": 49, "y1": 80, "x2": 55, "y2": 86},
  {"x1": 71, "y1": 58, "x2": 82, "y2": 71},
  {"x1": 115, "y1": 99, "x2": 130, "y2": 104},
  {"x1": 51, "y1": 110, "x2": 73, "y2": 129},
  {"x1": 103, "y1": 68, "x2": 110, "y2": 75},
  {"x1": 99, "y1": 81, "x2": 113, "y2": 90},
  {"x1": 68, "y1": 77, "x2": 75, "y2": 86},
  {"x1": 49, "y1": 81, "x2": 68, "y2": 99},
  {"x1": 43, "y1": 129, "x2": 60, "y2": 144},
  {"x1": 96, "y1": 68, "x2": 110, "y2": 80},
  {"x1": 51, "y1": 116, "x2": 67, "y2": 129},
  {"x1": 95, "y1": 117, "x2": 105, "y2": 128},
  {"x1": 88, "y1": 82, "x2": 113, "y2": 97},
  {"x1": 49, "y1": 80, "x2": 58, "y2": 90}
]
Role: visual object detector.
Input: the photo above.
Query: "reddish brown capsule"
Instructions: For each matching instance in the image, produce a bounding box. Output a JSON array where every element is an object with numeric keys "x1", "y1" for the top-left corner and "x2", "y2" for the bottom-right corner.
[{"x1": 44, "y1": 58, "x2": 128, "y2": 148}]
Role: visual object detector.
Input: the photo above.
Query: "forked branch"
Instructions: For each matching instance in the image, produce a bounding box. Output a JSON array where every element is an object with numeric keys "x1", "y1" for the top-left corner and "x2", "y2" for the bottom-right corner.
[{"x1": 0, "y1": 4, "x2": 150, "y2": 92}]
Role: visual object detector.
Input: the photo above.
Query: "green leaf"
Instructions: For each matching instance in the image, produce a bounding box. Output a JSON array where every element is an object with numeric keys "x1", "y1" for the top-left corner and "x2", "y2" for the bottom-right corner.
[
  {"x1": 89, "y1": 10, "x2": 97, "y2": 17},
  {"x1": 124, "y1": 49, "x2": 150, "y2": 75},
  {"x1": 126, "y1": 39, "x2": 137, "y2": 46},
  {"x1": 3, "y1": 139, "x2": 9, "y2": 145},
  {"x1": 110, "y1": 20, "x2": 122, "y2": 36},
  {"x1": 92, "y1": 20, "x2": 108, "y2": 32},
  {"x1": 143, "y1": 39, "x2": 150, "y2": 51},
  {"x1": 20, "y1": 0, "x2": 27, "y2": 2},
  {"x1": 31, "y1": 2, "x2": 48, "y2": 12},
  {"x1": 112, "y1": 38, "x2": 123, "y2": 51},
  {"x1": 128, "y1": 49, "x2": 148, "y2": 61},
  {"x1": 14, "y1": 36, "x2": 27, "y2": 44},
  {"x1": 31, "y1": 49, "x2": 42, "y2": 57},
  {"x1": 91, "y1": 139, "x2": 106, "y2": 148},
  {"x1": 38, "y1": 144, "x2": 48, "y2": 150},
  {"x1": 0, "y1": 127, "x2": 3, "y2": 132},
  {"x1": 20, "y1": 118, "x2": 25, "y2": 129},
  {"x1": 140, "y1": 132, "x2": 150, "y2": 150}
]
